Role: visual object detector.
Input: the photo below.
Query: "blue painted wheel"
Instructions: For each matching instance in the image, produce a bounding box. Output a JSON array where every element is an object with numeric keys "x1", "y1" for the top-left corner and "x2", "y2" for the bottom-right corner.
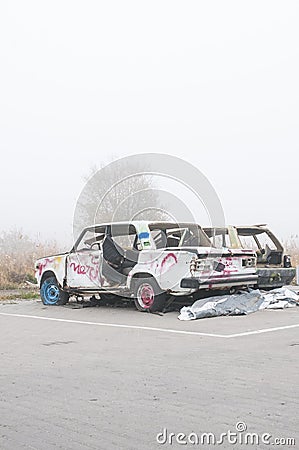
[{"x1": 40, "y1": 276, "x2": 69, "y2": 306}]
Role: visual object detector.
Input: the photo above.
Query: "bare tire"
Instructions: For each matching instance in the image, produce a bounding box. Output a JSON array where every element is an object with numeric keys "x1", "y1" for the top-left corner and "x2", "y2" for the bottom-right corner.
[
  {"x1": 133, "y1": 278, "x2": 167, "y2": 312},
  {"x1": 40, "y1": 276, "x2": 69, "y2": 306}
]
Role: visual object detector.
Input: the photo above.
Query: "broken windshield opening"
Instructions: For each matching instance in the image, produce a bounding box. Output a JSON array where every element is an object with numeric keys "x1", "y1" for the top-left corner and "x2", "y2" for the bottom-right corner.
[{"x1": 149, "y1": 223, "x2": 211, "y2": 248}]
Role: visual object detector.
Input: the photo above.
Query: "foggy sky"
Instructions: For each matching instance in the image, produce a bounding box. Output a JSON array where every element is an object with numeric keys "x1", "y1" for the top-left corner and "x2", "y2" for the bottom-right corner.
[{"x1": 0, "y1": 0, "x2": 298, "y2": 244}]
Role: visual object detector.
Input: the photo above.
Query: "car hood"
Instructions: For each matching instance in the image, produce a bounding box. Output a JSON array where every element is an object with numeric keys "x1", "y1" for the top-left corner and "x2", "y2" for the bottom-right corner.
[{"x1": 36, "y1": 252, "x2": 69, "y2": 263}]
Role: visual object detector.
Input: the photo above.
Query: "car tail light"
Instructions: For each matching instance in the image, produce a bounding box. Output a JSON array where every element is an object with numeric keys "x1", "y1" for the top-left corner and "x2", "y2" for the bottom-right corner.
[
  {"x1": 242, "y1": 257, "x2": 256, "y2": 267},
  {"x1": 190, "y1": 257, "x2": 213, "y2": 275},
  {"x1": 283, "y1": 255, "x2": 292, "y2": 268}
]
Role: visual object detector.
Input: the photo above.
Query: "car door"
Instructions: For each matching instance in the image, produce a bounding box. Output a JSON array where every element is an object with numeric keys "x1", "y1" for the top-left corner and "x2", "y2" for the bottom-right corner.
[{"x1": 66, "y1": 249, "x2": 102, "y2": 288}]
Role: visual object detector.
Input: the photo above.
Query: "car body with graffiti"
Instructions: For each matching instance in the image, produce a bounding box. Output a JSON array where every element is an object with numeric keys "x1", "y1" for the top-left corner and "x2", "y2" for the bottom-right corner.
[
  {"x1": 35, "y1": 221, "x2": 258, "y2": 312},
  {"x1": 204, "y1": 224, "x2": 296, "y2": 289}
]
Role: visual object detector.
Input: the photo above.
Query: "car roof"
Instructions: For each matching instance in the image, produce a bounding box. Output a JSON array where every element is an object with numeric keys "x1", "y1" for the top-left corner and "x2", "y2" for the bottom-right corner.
[
  {"x1": 85, "y1": 221, "x2": 203, "y2": 231},
  {"x1": 204, "y1": 225, "x2": 269, "y2": 236},
  {"x1": 235, "y1": 225, "x2": 269, "y2": 236}
]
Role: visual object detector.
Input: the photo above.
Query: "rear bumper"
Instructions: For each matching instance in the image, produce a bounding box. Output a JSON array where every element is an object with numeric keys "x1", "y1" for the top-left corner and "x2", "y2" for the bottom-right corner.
[
  {"x1": 257, "y1": 268, "x2": 296, "y2": 289},
  {"x1": 180, "y1": 274, "x2": 258, "y2": 290}
]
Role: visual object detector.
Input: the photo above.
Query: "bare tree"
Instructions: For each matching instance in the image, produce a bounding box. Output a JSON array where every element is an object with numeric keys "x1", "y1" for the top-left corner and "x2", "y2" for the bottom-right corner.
[{"x1": 74, "y1": 159, "x2": 168, "y2": 235}]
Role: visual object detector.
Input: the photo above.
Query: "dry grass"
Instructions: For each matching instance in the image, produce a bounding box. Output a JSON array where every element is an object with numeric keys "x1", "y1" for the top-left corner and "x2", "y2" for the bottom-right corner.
[
  {"x1": 0, "y1": 290, "x2": 40, "y2": 301},
  {"x1": 283, "y1": 236, "x2": 299, "y2": 267},
  {"x1": 0, "y1": 230, "x2": 59, "y2": 289}
]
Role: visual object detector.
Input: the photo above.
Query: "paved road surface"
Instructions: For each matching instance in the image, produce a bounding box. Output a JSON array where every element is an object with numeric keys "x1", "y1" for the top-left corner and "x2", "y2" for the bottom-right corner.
[{"x1": 0, "y1": 299, "x2": 298, "y2": 449}]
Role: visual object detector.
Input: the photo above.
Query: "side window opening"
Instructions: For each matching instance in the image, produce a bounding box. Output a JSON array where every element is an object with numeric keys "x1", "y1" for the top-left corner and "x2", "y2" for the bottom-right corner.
[
  {"x1": 254, "y1": 232, "x2": 277, "y2": 251},
  {"x1": 149, "y1": 224, "x2": 211, "y2": 249},
  {"x1": 238, "y1": 235, "x2": 259, "y2": 251},
  {"x1": 151, "y1": 230, "x2": 167, "y2": 249},
  {"x1": 76, "y1": 230, "x2": 104, "y2": 252},
  {"x1": 112, "y1": 233, "x2": 138, "y2": 250}
]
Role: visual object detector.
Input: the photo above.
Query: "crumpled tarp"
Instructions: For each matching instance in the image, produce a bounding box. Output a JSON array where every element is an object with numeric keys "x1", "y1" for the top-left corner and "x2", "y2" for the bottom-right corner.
[{"x1": 178, "y1": 287, "x2": 299, "y2": 321}]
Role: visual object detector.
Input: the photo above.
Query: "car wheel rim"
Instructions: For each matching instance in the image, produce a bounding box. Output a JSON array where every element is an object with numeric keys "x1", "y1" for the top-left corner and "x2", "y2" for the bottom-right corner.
[
  {"x1": 137, "y1": 283, "x2": 154, "y2": 309},
  {"x1": 44, "y1": 284, "x2": 60, "y2": 305}
]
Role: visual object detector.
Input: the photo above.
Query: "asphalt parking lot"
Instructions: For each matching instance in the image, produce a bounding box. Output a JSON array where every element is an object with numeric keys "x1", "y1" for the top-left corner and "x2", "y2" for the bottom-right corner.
[{"x1": 0, "y1": 298, "x2": 298, "y2": 449}]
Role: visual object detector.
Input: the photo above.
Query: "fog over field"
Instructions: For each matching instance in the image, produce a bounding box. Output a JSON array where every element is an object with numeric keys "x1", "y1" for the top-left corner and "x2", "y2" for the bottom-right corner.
[{"x1": 0, "y1": 1, "x2": 298, "y2": 245}]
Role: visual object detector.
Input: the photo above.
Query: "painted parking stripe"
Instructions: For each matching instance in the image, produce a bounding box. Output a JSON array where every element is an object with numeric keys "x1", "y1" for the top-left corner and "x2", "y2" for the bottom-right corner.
[
  {"x1": 0, "y1": 312, "x2": 299, "y2": 338},
  {"x1": 0, "y1": 312, "x2": 226, "y2": 338},
  {"x1": 225, "y1": 323, "x2": 299, "y2": 338}
]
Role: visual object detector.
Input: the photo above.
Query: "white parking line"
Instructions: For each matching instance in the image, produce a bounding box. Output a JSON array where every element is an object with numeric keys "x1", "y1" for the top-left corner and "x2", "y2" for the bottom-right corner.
[
  {"x1": 0, "y1": 312, "x2": 226, "y2": 338},
  {"x1": 225, "y1": 323, "x2": 299, "y2": 338},
  {"x1": 0, "y1": 312, "x2": 299, "y2": 339}
]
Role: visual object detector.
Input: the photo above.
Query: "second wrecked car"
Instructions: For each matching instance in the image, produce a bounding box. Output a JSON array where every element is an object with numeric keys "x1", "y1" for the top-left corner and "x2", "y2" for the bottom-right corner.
[{"x1": 204, "y1": 224, "x2": 295, "y2": 289}]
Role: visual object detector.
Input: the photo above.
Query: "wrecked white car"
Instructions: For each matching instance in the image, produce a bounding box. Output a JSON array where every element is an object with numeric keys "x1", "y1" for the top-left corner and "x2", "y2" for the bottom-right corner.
[
  {"x1": 35, "y1": 221, "x2": 257, "y2": 312},
  {"x1": 204, "y1": 224, "x2": 296, "y2": 289}
]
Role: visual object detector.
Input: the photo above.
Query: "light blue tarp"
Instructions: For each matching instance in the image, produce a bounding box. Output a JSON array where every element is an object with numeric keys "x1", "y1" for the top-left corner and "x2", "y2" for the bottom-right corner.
[{"x1": 178, "y1": 288, "x2": 298, "y2": 321}]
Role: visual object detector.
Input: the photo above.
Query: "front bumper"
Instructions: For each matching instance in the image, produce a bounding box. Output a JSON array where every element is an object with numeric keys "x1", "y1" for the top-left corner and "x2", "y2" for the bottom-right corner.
[{"x1": 180, "y1": 274, "x2": 258, "y2": 290}]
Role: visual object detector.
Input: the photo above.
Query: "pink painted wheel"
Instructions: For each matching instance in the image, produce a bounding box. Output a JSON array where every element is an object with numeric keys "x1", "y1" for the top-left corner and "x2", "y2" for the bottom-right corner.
[
  {"x1": 137, "y1": 283, "x2": 155, "y2": 309},
  {"x1": 133, "y1": 278, "x2": 167, "y2": 312}
]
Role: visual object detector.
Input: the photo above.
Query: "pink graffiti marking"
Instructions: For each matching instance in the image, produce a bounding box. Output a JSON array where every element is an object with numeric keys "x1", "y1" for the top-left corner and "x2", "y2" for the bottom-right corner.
[
  {"x1": 38, "y1": 258, "x2": 54, "y2": 276},
  {"x1": 70, "y1": 258, "x2": 99, "y2": 282},
  {"x1": 160, "y1": 253, "x2": 178, "y2": 274}
]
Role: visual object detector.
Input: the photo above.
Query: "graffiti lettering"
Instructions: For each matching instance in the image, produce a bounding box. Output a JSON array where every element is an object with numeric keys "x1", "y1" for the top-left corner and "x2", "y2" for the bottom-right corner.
[{"x1": 70, "y1": 261, "x2": 99, "y2": 282}]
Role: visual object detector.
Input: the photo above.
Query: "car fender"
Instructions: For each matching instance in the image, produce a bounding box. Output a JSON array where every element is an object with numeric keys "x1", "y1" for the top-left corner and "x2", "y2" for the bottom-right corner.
[
  {"x1": 35, "y1": 255, "x2": 67, "y2": 287},
  {"x1": 127, "y1": 250, "x2": 193, "y2": 292}
]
